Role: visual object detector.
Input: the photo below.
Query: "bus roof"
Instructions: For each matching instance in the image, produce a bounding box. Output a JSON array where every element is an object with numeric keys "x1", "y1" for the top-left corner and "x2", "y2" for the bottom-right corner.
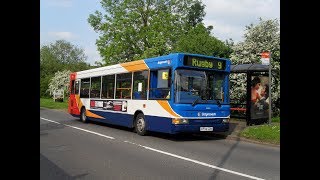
[{"x1": 74, "y1": 53, "x2": 230, "y2": 79}]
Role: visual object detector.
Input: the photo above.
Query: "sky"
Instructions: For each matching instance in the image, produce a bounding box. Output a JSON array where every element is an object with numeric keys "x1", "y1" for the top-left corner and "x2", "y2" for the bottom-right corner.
[{"x1": 40, "y1": 0, "x2": 280, "y2": 65}]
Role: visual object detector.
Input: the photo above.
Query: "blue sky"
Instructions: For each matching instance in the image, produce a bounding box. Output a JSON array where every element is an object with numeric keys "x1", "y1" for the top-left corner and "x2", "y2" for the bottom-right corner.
[{"x1": 40, "y1": 0, "x2": 280, "y2": 65}]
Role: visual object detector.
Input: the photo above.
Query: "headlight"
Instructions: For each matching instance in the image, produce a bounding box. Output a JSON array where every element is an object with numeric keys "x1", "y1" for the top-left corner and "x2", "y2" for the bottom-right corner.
[
  {"x1": 222, "y1": 118, "x2": 230, "y2": 123},
  {"x1": 172, "y1": 118, "x2": 189, "y2": 124}
]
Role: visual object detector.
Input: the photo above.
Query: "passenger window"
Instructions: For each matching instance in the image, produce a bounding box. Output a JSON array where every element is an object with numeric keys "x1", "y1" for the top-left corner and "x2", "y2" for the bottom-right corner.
[
  {"x1": 80, "y1": 78, "x2": 90, "y2": 98},
  {"x1": 90, "y1": 76, "x2": 101, "y2": 98},
  {"x1": 75, "y1": 80, "x2": 79, "y2": 94},
  {"x1": 101, "y1": 75, "x2": 115, "y2": 99},
  {"x1": 116, "y1": 73, "x2": 132, "y2": 99},
  {"x1": 132, "y1": 70, "x2": 148, "y2": 100}
]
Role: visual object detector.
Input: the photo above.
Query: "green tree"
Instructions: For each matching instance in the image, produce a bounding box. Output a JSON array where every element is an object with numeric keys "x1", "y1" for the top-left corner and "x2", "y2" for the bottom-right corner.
[
  {"x1": 40, "y1": 40, "x2": 90, "y2": 72},
  {"x1": 88, "y1": 0, "x2": 204, "y2": 65},
  {"x1": 173, "y1": 23, "x2": 232, "y2": 58},
  {"x1": 47, "y1": 70, "x2": 72, "y2": 99},
  {"x1": 186, "y1": 0, "x2": 205, "y2": 28},
  {"x1": 40, "y1": 40, "x2": 91, "y2": 97},
  {"x1": 230, "y1": 18, "x2": 280, "y2": 115}
]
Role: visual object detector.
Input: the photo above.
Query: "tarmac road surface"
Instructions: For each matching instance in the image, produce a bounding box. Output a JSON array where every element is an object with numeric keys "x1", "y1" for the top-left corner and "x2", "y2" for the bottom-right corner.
[{"x1": 40, "y1": 108, "x2": 280, "y2": 180}]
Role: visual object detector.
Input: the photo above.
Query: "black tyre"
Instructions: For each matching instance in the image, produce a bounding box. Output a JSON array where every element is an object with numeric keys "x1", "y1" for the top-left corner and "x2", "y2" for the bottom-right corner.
[
  {"x1": 135, "y1": 113, "x2": 147, "y2": 136},
  {"x1": 80, "y1": 107, "x2": 88, "y2": 123}
]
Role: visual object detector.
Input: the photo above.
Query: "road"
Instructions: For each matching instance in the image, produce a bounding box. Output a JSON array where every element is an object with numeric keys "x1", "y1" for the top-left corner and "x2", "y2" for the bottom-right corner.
[{"x1": 40, "y1": 108, "x2": 280, "y2": 180}]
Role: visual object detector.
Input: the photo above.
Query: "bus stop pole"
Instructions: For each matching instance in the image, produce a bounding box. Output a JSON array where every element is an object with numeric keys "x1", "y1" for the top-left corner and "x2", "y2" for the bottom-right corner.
[{"x1": 268, "y1": 53, "x2": 272, "y2": 124}]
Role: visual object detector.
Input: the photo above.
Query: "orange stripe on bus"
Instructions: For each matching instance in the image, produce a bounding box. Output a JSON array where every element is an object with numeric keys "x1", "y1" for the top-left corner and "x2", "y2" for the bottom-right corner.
[
  {"x1": 120, "y1": 60, "x2": 148, "y2": 72},
  {"x1": 86, "y1": 110, "x2": 105, "y2": 119},
  {"x1": 157, "y1": 100, "x2": 180, "y2": 118}
]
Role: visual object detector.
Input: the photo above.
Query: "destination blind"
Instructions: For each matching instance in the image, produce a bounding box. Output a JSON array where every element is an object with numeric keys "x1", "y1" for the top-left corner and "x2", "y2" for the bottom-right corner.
[{"x1": 183, "y1": 55, "x2": 226, "y2": 70}]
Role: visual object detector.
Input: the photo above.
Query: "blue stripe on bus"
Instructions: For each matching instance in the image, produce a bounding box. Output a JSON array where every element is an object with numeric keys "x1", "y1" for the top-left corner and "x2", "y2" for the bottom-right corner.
[
  {"x1": 86, "y1": 110, "x2": 229, "y2": 134},
  {"x1": 87, "y1": 110, "x2": 134, "y2": 127},
  {"x1": 167, "y1": 101, "x2": 230, "y2": 118},
  {"x1": 86, "y1": 110, "x2": 173, "y2": 133}
]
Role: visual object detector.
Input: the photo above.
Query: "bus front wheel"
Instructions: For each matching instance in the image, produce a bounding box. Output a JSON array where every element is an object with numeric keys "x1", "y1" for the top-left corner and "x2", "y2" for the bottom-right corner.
[
  {"x1": 80, "y1": 107, "x2": 88, "y2": 123},
  {"x1": 135, "y1": 113, "x2": 147, "y2": 136}
]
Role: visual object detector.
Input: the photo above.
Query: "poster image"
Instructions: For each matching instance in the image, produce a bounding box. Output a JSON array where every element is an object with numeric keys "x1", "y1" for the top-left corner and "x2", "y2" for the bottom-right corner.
[
  {"x1": 90, "y1": 100, "x2": 127, "y2": 112},
  {"x1": 251, "y1": 76, "x2": 269, "y2": 119}
]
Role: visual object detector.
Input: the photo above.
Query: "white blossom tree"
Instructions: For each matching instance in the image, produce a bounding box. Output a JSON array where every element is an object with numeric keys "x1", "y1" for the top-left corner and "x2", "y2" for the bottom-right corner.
[
  {"x1": 47, "y1": 70, "x2": 72, "y2": 100},
  {"x1": 230, "y1": 18, "x2": 280, "y2": 115}
]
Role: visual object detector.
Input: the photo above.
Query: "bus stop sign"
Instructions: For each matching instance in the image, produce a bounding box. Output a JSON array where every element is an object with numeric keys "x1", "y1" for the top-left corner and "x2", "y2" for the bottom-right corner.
[{"x1": 260, "y1": 52, "x2": 270, "y2": 65}]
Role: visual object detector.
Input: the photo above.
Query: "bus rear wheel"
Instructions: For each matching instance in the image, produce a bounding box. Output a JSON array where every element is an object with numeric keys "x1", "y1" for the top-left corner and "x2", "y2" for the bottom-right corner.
[
  {"x1": 80, "y1": 107, "x2": 88, "y2": 123},
  {"x1": 135, "y1": 113, "x2": 147, "y2": 136}
]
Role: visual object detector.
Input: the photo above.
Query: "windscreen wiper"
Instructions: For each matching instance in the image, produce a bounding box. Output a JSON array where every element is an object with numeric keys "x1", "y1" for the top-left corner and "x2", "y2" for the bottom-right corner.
[
  {"x1": 215, "y1": 99, "x2": 222, "y2": 107},
  {"x1": 192, "y1": 88, "x2": 209, "y2": 106},
  {"x1": 192, "y1": 97, "x2": 201, "y2": 107}
]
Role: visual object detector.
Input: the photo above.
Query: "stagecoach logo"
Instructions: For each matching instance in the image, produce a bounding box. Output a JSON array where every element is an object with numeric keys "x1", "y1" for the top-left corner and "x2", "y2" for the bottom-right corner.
[
  {"x1": 197, "y1": 112, "x2": 216, "y2": 117},
  {"x1": 157, "y1": 60, "x2": 171, "y2": 65}
]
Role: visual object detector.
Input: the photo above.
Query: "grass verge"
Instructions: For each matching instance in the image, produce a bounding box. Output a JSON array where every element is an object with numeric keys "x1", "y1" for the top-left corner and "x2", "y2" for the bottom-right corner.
[
  {"x1": 40, "y1": 98, "x2": 68, "y2": 109},
  {"x1": 272, "y1": 116, "x2": 280, "y2": 123},
  {"x1": 240, "y1": 122, "x2": 280, "y2": 145}
]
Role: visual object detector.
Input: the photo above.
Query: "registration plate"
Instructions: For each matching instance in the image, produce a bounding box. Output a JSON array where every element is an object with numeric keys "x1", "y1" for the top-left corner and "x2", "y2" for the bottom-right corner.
[{"x1": 200, "y1": 127, "x2": 213, "y2": 131}]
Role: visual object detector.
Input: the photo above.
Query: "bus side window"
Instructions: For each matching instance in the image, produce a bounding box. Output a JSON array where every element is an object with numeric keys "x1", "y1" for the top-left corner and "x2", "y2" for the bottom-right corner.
[
  {"x1": 132, "y1": 70, "x2": 148, "y2": 100},
  {"x1": 90, "y1": 76, "x2": 101, "y2": 98},
  {"x1": 80, "y1": 78, "x2": 90, "y2": 98},
  {"x1": 101, "y1": 74, "x2": 115, "y2": 99},
  {"x1": 149, "y1": 69, "x2": 171, "y2": 99},
  {"x1": 115, "y1": 73, "x2": 132, "y2": 99},
  {"x1": 75, "y1": 80, "x2": 79, "y2": 94}
]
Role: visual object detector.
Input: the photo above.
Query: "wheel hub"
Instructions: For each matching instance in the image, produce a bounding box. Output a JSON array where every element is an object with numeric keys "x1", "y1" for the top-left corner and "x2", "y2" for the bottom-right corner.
[{"x1": 137, "y1": 118, "x2": 145, "y2": 132}]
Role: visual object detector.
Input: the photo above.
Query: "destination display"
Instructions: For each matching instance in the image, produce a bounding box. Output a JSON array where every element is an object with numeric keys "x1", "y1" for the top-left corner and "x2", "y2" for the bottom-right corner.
[{"x1": 183, "y1": 55, "x2": 226, "y2": 70}]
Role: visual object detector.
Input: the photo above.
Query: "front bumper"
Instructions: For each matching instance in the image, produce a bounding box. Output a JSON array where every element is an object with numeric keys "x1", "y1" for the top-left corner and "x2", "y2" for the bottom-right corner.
[{"x1": 172, "y1": 122, "x2": 229, "y2": 133}]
